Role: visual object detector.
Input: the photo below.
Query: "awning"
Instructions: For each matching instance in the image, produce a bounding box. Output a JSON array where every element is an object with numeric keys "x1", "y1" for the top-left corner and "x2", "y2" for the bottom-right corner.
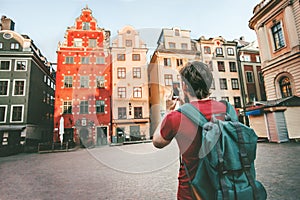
[
  {"x1": 0, "y1": 125, "x2": 26, "y2": 131},
  {"x1": 245, "y1": 109, "x2": 261, "y2": 116}
]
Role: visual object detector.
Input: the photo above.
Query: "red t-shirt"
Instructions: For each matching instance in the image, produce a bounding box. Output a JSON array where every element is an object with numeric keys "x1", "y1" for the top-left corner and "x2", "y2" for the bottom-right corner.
[{"x1": 160, "y1": 100, "x2": 226, "y2": 200}]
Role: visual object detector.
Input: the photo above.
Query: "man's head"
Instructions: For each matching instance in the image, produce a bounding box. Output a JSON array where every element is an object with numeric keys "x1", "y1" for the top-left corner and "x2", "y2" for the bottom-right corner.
[{"x1": 179, "y1": 61, "x2": 213, "y2": 100}]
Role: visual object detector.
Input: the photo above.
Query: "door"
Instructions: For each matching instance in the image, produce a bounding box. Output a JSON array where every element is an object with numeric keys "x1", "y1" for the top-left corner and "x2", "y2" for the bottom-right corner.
[{"x1": 97, "y1": 127, "x2": 107, "y2": 146}]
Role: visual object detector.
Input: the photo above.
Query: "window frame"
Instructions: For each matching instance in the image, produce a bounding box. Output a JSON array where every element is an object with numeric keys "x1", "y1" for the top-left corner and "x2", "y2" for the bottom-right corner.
[
  {"x1": 0, "y1": 105, "x2": 7, "y2": 123},
  {"x1": 219, "y1": 78, "x2": 228, "y2": 90},
  {"x1": 271, "y1": 21, "x2": 285, "y2": 50},
  {"x1": 117, "y1": 87, "x2": 126, "y2": 98},
  {"x1": 64, "y1": 76, "x2": 73, "y2": 88},
  {"x1": 15, "y1": 60, "x2": 27, "y2": 71},
  {"x1": 0, "y1": 79, "x2": 10, "y2": 96},
  {"x1": 133, "y1": 87, "x2": 142, "y2": 98},
  {"x1": 246, "y1": 71, "x2": 254, "y2": 83},
  {"x1": 79, "y1": 101, "x2": 89, "y2": 114},
  {"x1": 117, "y1": 67, "x2": 126, "y2": 79},
  {"x1": 12, "y1": 79, "x2": 26, "y2": 96},
  {"x1": 134, "y1": 107, "x2": 143, "y2": 119},
  {"x1": 132, "y1": 54, "x2": 140, "y2": 61},
  {"x1": 231, "y1": 78, "x2": 239, "y2": 90},
  {"x1": 164, "y1": 74, "x2": 173, "y2": 86},
  {"x1": 62, "y1": 101, "x2": 72, "y2": 114},
  {"x1": 10, "y1": 105, "x2": 24, "y2": 123},
  {"x1": 96, "y1": 100, "x2": 105, "y2": 113},
  {"x1": 80, "y1": 76, "x2": 89, "y2": 88},
  {"x1": 0, "y1": 60, "x2": 11, "y2": 71},
  {"x1": 133, "y1": 67, "x2": 141, "y2": 78},
  {"x1": 117, "y1": 54, "x2": 126, "y2": 61},
  {"x1": 118, "y1": 107, "x2": 127, "y2": 119}
]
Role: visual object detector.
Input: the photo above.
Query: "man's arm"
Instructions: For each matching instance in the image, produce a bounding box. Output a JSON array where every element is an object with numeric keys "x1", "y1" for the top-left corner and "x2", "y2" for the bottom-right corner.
[{"x1": 152, "y1": 127, "x2": 171, "y2": 149}]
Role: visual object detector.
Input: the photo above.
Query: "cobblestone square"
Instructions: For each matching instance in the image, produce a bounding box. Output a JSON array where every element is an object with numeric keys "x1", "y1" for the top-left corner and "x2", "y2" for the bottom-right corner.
[{"x1": 0, "y1": 141, "x2": 299, "y2": 200}]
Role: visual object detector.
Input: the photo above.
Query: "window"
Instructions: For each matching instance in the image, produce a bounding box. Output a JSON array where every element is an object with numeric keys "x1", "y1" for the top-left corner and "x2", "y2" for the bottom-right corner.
[
  {"x1": 234, "y1": 97, "x2": 241, "y2": 108},
  {"x1": 271, "y1": 22, "x2": 285, "y2": 50},
  {"x1": 64, "y1": 76, "x2": 73, "y2": 88},
  {"x1": 204, "y1": 46, "x2": 211, "y2": 54},
  {"x1": 118, "y1": 87, "x2": 126, "y2": 98},
  {"x1": 258, "y1": 71, "x2": 264, "y2": 83},
  {"x1": 10, "y1": 43, "x2": 19, "y2": 50},
  {"x1": 133, "y1": 67, "x2": 141, "y2": 78},
  {"x1": 96, "y1": 100, "x2": 105, "y2": 113},
  {"x1": 126, "y1": 40, "x2": 132, "y2": 47},
  {"x1": 221, "y1": 97, "x2": 229, "y2": 102},
  {"x1": 216, "y1": 47, "x2": 223, "y2": 56},
  {"x1": 96, "y1": 76, "x2": 105, "y2": 88},
  {"x1": 132, "y1": 54, "x2": 140, "y2": 61},
  {"x1": 82, "y1": 22, "x2": 90, "y2": 30},
  {"x1": 88, "y1": 39, "x2": 97, "y2": 48},
  {"x1": 0, "y1": 106, "x2": 7, "y2": 122},
  {"x1": 81, "y1": 57, "x2": 89, "y2": 64},
  {"x1": 133, "y1": 87, "x2": 142, "y2": 98},
  {"x1": 217, "y1": 61, "x2": 225, "y2": 72},
  {"x1": 246, "y1": 71, "x2": 254, "y2": 83},
  {"x1": 96, "y1": 57, "x2": 105, "y2": 64},
  {"x1": 256, "y1": 55, "x2": 260, "y2": 63},
  {"x1": 134, "y1": 107, "x2": 143, "y2": 119},
  {"x1": 231, "y1": 78, "x2": 239, "y2": 90},
  {"x1": 0, "y1": 42, "x2": 3, "y2": 49},
  {"x1": 65, "y1": 56, "x2": 74, "y2": 64},
  {"x1": 229, "y1": 62, "x2": 237, "y2": 72},
  {"x1": 117, "y1": 54, "x2": 125, "y2": 61},
  {"x1": 13, "y1": 80, "x2": 25, "y2": 96},
  {"x1": 243, "y1": 55, "x2": 251, "y2": 62},
  {"x1": 80, "y1": 76, "x2": 89, "y2": 88},
  {"x1": 164, "y1": 74, "x2": 173, "y2": 86},
  {"x1": 63, "y1": 101, "x2": 72, "y2": 114},
  {"x1": 74, "y1": 38, "x2": 82, "y2": 47},
  {"x1": 163, "y1": 58, "x2": 171, "y2": 66},
  {"x1": 227, "y1": 48, "x2": 234, "y2": 56},
  {"x1": 220, "y1": 78, "x2": 227, "y2": 90},
  {"x1": 211, "y1": 79, "x2": 215, "y2": 89},
  {"x1": 11, "y1": 105, "x2": 23, "y2": 122},
  {"x1": 174, "y1": 29, "x2": 180, "y2": 36},
  {"x1": 117, "y1": 68, "x2": 126, "y2": 79},
  {"x1": 118, "y1": 107, "x2": 127, "y2": 119},
  {"x1": 80, "y1": 101, "x2": 89, "y2": 114},
  {"x1": 177, "y1": 59, "x2": 183, "y2": 66},
  {"x1": 169, "y1": 42, "x2": 175, "y2": 49},
  {"x1": 15, "y1": 60, "x2": 26, "y2": 71},
  {"x1": 0, "y1": 61, "x2": 10, "y2": 70},
  {"x1": 0, "y1": 80, "x2": 9, "y2": 96},
  {"x1": 181, "y1": 43, "x2": 188, "y2": 50},
  {"x1": 279, "y1": 77, "x2": 292, "y2": 98}
]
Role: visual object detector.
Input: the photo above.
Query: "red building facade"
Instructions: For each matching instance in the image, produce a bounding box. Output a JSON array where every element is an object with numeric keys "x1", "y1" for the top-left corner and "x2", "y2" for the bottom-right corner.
[{"x1": 54, "y1": 6, "x2": 112, "y2": 147}]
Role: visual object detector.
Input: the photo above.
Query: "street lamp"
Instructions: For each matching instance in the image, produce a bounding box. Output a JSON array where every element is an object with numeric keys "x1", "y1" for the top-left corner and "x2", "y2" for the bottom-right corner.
[{"x1": 236, "y1": 46, "x2": 249, "y2": 126}]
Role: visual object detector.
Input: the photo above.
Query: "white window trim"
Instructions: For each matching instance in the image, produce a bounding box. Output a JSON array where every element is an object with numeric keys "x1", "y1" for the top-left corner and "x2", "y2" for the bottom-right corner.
[
  {"x1": 14, "y1": 60, "x2": 28, "y2": 71},
  {"x1": 0, "y1": 105, "x2": 8, "y2": 123},
  {"x1": 10, "y1": 104, "x2": 24, "y2": 123},
  {"x1": 12, "y1": 79, "x2": 26, "y2": 96},
  {"x1": 0, "y1": 79, "x2": 10, "y2": 97},
  {"x1": 0, "y1": 60, "x2": 11, "y2": 71}
]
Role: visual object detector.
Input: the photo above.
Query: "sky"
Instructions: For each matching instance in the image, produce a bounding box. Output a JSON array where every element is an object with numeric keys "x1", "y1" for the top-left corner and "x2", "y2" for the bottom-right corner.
[{"x1": 1, "y1": 0, "x2": 260, "y2": 63}]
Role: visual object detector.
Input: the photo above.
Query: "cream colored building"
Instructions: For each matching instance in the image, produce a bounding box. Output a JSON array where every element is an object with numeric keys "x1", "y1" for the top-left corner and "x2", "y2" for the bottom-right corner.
[
  {"x1": 248, "y1": 0, "x2": 300, "y2": 142},
  {"x1": 148, "y1": 27, "x2": 201, "y2": 136},
  {"x1": 111, "y1": 26, "x2": 150, "y2": 141},
  {"x1": 249, "y1": 0, "x2": 300, "y2": 100},
  {"x1": 197, "y1": 36, "x2": 242, "y2": 108}
]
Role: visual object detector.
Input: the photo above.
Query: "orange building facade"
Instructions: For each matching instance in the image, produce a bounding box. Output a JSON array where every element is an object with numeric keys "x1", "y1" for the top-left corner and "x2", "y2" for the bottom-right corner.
[{"x1": 53, "y1": 7, "x2": 112, "y2": 147}]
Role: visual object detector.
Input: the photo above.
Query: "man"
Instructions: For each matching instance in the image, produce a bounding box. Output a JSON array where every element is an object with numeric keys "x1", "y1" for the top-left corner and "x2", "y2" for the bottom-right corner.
[{"x1": 153, "y1": 61, "x2": 226, "y2": 199}]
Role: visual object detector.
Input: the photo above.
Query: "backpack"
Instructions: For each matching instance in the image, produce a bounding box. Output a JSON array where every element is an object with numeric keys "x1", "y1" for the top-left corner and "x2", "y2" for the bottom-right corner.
[{"x1": 177, "y1": 100, "x2": 267, "y2": 200}]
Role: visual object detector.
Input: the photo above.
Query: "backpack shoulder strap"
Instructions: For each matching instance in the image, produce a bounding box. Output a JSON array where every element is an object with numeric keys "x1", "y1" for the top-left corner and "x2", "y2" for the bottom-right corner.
[
  {"x1": 219, "y1": 100, "x2": 238, "y2": 122},
  {"x1": 177, "y1": 103, "x2": 208, "y2": 127}
]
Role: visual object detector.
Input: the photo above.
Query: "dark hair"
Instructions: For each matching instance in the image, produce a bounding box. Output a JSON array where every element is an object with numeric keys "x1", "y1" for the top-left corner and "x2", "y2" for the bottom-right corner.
[{"x1": 179, "y1": 61, "x2": 213, "y2": 99}]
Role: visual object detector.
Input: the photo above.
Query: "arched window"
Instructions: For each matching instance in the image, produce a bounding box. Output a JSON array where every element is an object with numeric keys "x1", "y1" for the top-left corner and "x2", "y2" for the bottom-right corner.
[{"x1": 279, "y1": 76, "x2": 292, "y2": 98}]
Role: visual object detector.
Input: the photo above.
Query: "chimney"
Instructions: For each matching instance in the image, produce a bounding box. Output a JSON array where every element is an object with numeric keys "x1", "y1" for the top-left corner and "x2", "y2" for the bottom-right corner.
[{"x1": 0, "y1": 16, "x2": 15, "y2": 31}]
